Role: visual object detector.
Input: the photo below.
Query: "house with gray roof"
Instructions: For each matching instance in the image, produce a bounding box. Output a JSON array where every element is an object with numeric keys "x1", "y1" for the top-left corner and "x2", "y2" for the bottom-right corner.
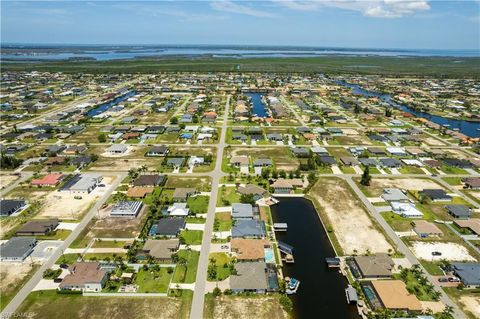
[
  {"x1": 230, "y1": 261, "x2": 269, "y2": 293},
  {"x1": 253, "y1": 159, "x2": 272, "y2": 167},
  {"x1": 0, "y1": 199, "x2": 26, "y2": 217},
  {"x1": 232, "y1": 203, "x2": 254, "y2": 219},
  {"x1": 359, "y1": 158, "x2": 379, "y2": 167},
  {"x1": 152, "y1": 218, "x2": 186, "y2": 238},
  {"x1": 445, "y1": 204, "x2": 471, "y2": 219},
  {"x1": 382, "y1": 188, "x2": 408, "y2": 202},
  {"x1": 232, "y1": 220, "x2": 266, "y2": 238},
  {"x1": 420, "y1": 189, "x2": 452, "y2": 202},
  {"x1": 0, "y1": 237, "x2": 36, "y2": 262},
  {"x1": 452, "y1": 263, "x2": 480, "y2": 288}
]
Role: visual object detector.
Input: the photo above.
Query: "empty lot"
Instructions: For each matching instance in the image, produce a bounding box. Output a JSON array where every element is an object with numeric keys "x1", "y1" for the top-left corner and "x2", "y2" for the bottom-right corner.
[
  {"x1": 309, "y1": 178, "x2": 393, "y2": 255},
  {"x1": 411, "y1": 241, "x2": 477, "y2": 262},
  {"x1": 204, "y1": 295, "x2": 289, "y2": 319}
]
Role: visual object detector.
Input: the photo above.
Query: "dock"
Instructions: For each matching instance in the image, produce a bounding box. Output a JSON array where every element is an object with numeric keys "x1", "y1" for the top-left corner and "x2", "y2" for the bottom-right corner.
[{"x1": 273, "y1": 223, "x2": 288, "y2": 231}]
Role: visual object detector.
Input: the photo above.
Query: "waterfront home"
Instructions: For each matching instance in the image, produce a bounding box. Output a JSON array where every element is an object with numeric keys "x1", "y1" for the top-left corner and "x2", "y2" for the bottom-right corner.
[
  {"x1": 232, "y1": 203, "x2": 254, "y2": 220},
  {"x1": 0, "y1": 199, "x2": 26, "y2": 217},
  {"x1": 232, "y1": 220, "x2": 266, "y2": 239},
  {"x1": 110, "y1": 201, "x2": 143, "y2": 218},
  {"x1": 413, "y1": 220, "x2": 443, "y2": 238},
  {"x1": 271, "y1": 178, "x2": 304, "y2": 194},
  {"x1": 16, "y1": 219, "x2": 59, "y2": 236},
  {"x1": 231, "y1": 239, "x2": 269, "y2": 261},
  {"x1": 59, "y1": 262, "x2": 108, "y2": 292},
  {"x1": 0, "y1": 237, "x2": 36, "y2": 262},
  {"x1": 351, "y1": 254, "x2": 394, "y2": 279},
  {"x1": 445, "y1": 204, "x2": 472, "y2": 219},
  {"x1": 230, "y1": 261, "x2": 269, "y2": 293},
  {"x1": 390, "y1": 202, "x2": 423, "y2": 218},
  {"x1": 452, "y1": 263, "x2": 480, "y2": 288},
  {"x1": 419, "y1": 189, "x2": 452, "y2": 202},
  {"x1": 369, "y1": 280, "x2": 422, "y2": 312},
  {"x1": 237, "y1": 184, "x2": 268, "y2": 200}
]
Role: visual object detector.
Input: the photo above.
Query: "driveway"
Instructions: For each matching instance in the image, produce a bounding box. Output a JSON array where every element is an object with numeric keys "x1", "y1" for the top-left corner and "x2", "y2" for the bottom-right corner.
[{"x1": 31, "y1": 241, "x2": 63, "y2": 260}]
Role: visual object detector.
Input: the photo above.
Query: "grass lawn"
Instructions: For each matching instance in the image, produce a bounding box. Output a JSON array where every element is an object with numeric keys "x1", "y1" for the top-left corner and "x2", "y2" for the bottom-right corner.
[
  {"x1": 135, "y1": 267, "x2": 173, "y2": 293},
  {"x1": 16, "y1": 290, "x2": 190, "y2": 319},
  {"x1": 172, "y1": 250, "x2": 200, "y2": 284},
  {"x1": 393, "y1": 269, "x2": 439, "y2": 301},
  {"x1": 419, "y1": 260, "x2": 445, "y2": 276},
  {"x1": 186, "y1": 195, "x2": 209, "y2": 214},
  {"x1": 180, "y1": 230, "x2": 203, "y2": 245},
  {"x1": 56, "y1": 254, "x2": 80, "y2": 264},
  {"x1": 381, "y1": 212, "x2": 413, "y2": 232},
  {"x1": 208, "y1": 252, "x2": 234, "y2": 282},
  {"x1": 340, "y1": 166, "x2": 356, "y2": 174},
  {"x1": 399, "y1": 166, "x2": 425, "y2": 174},
  {"x1": 442, "y1": 177, "x2": 463, "y2": 186},
  {"x1": 217, "y1": 186, "x2": 240, "y2": 206},
  {"x1": 214, "y1": 212, "x2": 232, "y2": 231},
  {"x1": 165, "y1": 176, "x2": 211, "y2": 191},
  {"x1": 440, "y1": 165, "x2": 467, "y2": 175},
  {"x1": 91, "y1": 240, "x2": 127, "y2": 248},
  {"x1": 36, "y1": 229, "x2": 71, "y2": 240}
]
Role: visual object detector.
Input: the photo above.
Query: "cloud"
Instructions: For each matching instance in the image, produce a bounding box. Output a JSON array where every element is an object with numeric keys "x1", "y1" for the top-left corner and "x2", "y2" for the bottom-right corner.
[
  {"x1": 275, "y1": 0, "x2": 431, "y2": 18},
  {"x1": 211, "y1": 0, "x2": 278, "y2": 18}
]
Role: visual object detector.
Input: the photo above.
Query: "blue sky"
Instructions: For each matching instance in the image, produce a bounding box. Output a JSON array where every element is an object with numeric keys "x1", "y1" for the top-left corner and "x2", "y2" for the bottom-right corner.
[{"x1": 1, "y1": 1, "x2": 479, "y2": 49}]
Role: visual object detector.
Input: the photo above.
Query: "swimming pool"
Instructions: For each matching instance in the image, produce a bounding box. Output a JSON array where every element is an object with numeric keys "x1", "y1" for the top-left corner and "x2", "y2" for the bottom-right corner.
[
  {"x1": 264, "y1": 248, "x2": 275, "y2": 263},
  {"x1": 361, "y1": 284, "x2": 383, "y2": 310}
]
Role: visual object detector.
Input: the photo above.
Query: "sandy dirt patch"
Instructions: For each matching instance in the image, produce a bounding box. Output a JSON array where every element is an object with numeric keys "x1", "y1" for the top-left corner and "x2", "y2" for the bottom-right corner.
[
  {"x1": 37, "y1": 176, "x2": 115, "y2": 220},
  {"x1": 411, "y1": 241, "x2": 477, "y2": 261},
  {"x1": 1, "y1": 262, "x2": 38, "y2": 300},
  {"x1": 459, "y1": 295, "x2": 480, "y2": 319},
  {"x1": 207, "y1": 296, "x2": 289, "y2": 319},
  {"x1": 90, "y1": 205, "x2": 147, "y2": 238},
  {"x1": 420, "y1": 301, "x2": 445, "y2": 313},
  {"x1": 0, "y1": 174, "x2": 18, "y2": 189},
  {"x1": 310, "y1": 178, "x2": 393, "y2": 254},
  {"x1": 424, "y1": 137, "x2": 446, "y2": 146}
]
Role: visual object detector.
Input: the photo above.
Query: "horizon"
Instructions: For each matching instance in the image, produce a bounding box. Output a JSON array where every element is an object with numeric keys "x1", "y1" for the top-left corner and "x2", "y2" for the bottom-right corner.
[{"x1": 1, "y1": 1, "x2": 479, "y2": 50}]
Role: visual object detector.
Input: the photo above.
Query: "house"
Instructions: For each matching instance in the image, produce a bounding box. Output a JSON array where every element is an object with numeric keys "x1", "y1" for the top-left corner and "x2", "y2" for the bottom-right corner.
[
  {"x1": 232, "y1": 220, "x2": 266, "y2": 238},
  {"x1": 133, "y1": 174, "x2": 165, "y2": 187},
  {"x1": 270, "y1": 178, "x2": 303, "y2": 194},
  {"x1": 173, "y1": 188, "x2": 197, "y2": 202},
  {"x1": 45, "y1": 156, "x2": 68, "y2": 166},
  {"x1": 127, "y1": 187, "x2": 154, "y2": 198},
  {"x1": 167, "y1": 203, "x2": 190, "y2": 216},
  {"x1": 145, "y1": 145, "x2": 169, "y2": 157},
  {"x1": 106, "y1": 144, "x2": 127, "y2": 155},
  {"x1": 0, "y1": 237, "x2": 36, "y2": 262},
  {"x1": 31, "y1": 173, "x2": 64, "y2": 187},
  {"x1": 166, "y1": 157, "x2": 185, "y2": 168},
  {"x1": 188, "y1": 156, "x2": 204, "y2": 166},
  {"x1": 110, "y1": 201, "x2": 143, "y2": 218},
  {"x1": 232, "y1": 134, "x2": 247, "y2": 142},
  {"x1": 453, "y1": 219, "x2": 480, "y2": 235},
  {"x1": 230, "y1": 156, "x2": 249, "y2": 167},
  {"x1": 266, "y1": 133, "x2": 283, "y2": 142},
  {"x1": 61, "y1": 173, "x2": 102, "y2": 194},
  {"x1": 359, "y1": 158, "x2": 379, "y2": 167},
  {"x1": 413, "y1": 220, "x2": 443, "y2": 238},
  {"x1": 452, "y1": 263, "x2": 480, "y2": 288},
  {"x1": 291, "y1": 147, "x2": 310, "y2": 158},
  {"x1": 59, "y1": 262, "x2": 108, "y2": 292},
  {"x1": 230, "y1": 261, "x2": 269, "y2": 293},
  {"x1": 445, "y1": 204, "x2": 471, "y2": 219},
  {"x1": 419, "y1": 189, "x2": 452, "y2": 202},
  {"x1": 142, "y1": 239, "x2": 179, "y2": 261},
  {"x1": 379, "y1": 158, "x2": 402, "y2": 168},
  {"x1": 317, "y1": 155, "x2": 337, "y2": 166},
  {"x1": 386, "y1": 147, "x2": 407, "y2": 156},
  {"x1": 370, "y1": 280, "x2": 422, "y2": 312},
  {"x1": 70, "y1": 156, "x2": 92, "y2": 167},
  {"x1": 390, "y1": 202, "x2": 423, "y2": 218},
  {"x1": 253, "y1": 158, "x2": 272, "y2": 167},
  {"x1": 64, "y1": 145, "x2": 87, "y2": 155},
  {"x1": 310, "y1": 147, "x2": 329, "y2": 156},
  {"x1": 232, "y1": 203, "x2": 254, "y2": 219},
  {"x1": 0, "y1": 199, "x2": 26, "y2": 217},
  {"x1": 340, "y1": 157, "x2": 360, "y2": 166},
  {"x1": 352, "y1": 254, "x2": 394, "y2": 278},
  {"x1": 368, "y1": 147, "x2": 387, "y2": 156},
  {"x1": 463, "y1": 177, "x2": 480, "y2": 190},
  {"x1": 231, "y1": 239, "x2": 269, "y2": 261},
  {"x1": 152, "y1": 218, "x2": 186, "y2": 237},
  {"x1": 237, "y1": 184, "x2": 267, "y2": 200},
  {"x1": 16, "y1": 219, "x2": 59, "y2": 236},
  {"x1": 382, "y1": 188, "x2": 408, "y2": 202}
]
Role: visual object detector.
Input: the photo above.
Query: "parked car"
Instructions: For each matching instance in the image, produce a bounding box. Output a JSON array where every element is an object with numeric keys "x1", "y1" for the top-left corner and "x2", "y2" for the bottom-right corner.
[
  {"x1": 438, "y1": 278, "x2": 449, "y2": 283},
  {"x1": 98, "y1": 184, "x2": 106, "y2": 187},
  {"x1": 448, "y1": 277, "x2": 460, "y2": 282},
  {"x1": 53, "y1": 277, "x2": 63, "y2": 283},
  {"x1": 59, "y1": 263, "x2": 69, "y2": 269},
  {"x1": 432, "y1": 251, "x2": 442, "y2": 256}
]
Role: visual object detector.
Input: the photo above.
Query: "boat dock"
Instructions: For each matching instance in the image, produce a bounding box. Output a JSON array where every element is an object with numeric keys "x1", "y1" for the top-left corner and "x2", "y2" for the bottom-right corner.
[{"x1": 273, "y1": 223, "x2": 288, "y2": 231}]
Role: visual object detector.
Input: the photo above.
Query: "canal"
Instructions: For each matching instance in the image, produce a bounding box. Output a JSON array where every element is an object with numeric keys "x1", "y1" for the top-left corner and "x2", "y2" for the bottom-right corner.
[
  {"x1": 270, "y1": 197, "x2": 360, "y2": 319},
  {"x1": 336, "y1": 81, "x2": 480, "y2": 138},
  {"x1": 245, "y1": 92, "x2": 269, "y2": 117},
  {"x1": 86, "y1": 90, "x2": 137, "y2": 117}
]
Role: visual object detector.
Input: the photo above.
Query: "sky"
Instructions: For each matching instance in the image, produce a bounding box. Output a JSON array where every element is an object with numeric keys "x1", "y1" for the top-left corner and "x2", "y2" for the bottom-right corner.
[{"x1": 1, "y1": 0, "x2": 479, "y2": 50}]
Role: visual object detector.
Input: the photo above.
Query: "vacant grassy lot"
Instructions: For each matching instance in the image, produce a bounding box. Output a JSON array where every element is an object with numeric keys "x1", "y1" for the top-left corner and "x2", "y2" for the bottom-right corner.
[
  {"x1": 208, "y1": 252, "x2": 234, "y2": 281},
  {"x1": 187, "y1": 195, "x2": 209, "y2": 214},
  {"x1": 217, "y1": 186, "x2": 240, "y2": 206},
  {"x1": 172, "y1": 250, "x2": 199, "y2": 284},
  {"x1": 165, "y1": 176, "x2": 211, "y2": 191},
  {"x1": 16, "y1": 290, "x2": 190, "y2": 319},
  {"x1": 180, "y1": 230, "x2": 203, "y2": 245},
  {"x1": 204, "y1": 294, "x2": 289, "y2": 319},
  {"x1": 227, "y1": 146, "x2": 299, "y2": 171},
  {"x1": 0, "y1": 263, "x2": 40, "y2": 311},
  {"x1": 135, "y1": 267, "x2": 173, "y2": 293}
]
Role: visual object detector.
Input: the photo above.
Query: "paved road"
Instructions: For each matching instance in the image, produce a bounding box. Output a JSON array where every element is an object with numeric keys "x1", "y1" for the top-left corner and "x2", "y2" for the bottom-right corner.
[
  {"x1": 189, "y1": 96, "x2": 230, "y2": 319},
  {"x1": 342, "y1": 176, "x2": 466, "y2": 319},
  {"x1": 0, "y1": 171, "x2": 127, "y2": 318}
]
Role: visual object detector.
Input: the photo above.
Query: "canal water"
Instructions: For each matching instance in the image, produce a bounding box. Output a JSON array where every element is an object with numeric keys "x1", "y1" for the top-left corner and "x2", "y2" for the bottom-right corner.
[
  {"x1": 270, "y1": 197, "x2": 360, "y2": 319},
  {"x1": 337, "y1": 80, "x2": 480, "y2": 138},
  {"x1": 86, "y1": 90, "x2": 137, "y2": 117},
  {"x1": 245, "y1": 92, "x2": 269, "y2": 117}
]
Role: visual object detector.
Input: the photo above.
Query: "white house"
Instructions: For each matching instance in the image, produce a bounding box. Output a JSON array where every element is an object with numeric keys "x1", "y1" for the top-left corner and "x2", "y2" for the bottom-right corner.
[{"x1": 391, "y1": 202, "x2": 423, "y2": 218}]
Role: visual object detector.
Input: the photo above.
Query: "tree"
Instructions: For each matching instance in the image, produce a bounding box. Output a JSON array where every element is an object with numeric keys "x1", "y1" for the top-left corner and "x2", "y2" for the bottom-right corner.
[
  {"x1": 212, "y1": 287, "x2": 222, "y2": 297},
  {"x1": 0, "y1": 155, "x2": 22, "y2": 169},
  {"x1": 385, "y1": 108, "x2": 393, "y2": 117},
  {"x1": 360, "y1": 166, "x2": 372, "y2": 186},
  {"x1": 170, "y1": 116, "x2": 178, "y2": 124},
  {"x1": 279, "y1": 295, "x2": 293, "y2": 312},
  {"x1": 97, "y1": 133, "x2": 107, "y2": 143},
  {"x1": 240, "y1": 193, "x2": 255, "y2": 205}
]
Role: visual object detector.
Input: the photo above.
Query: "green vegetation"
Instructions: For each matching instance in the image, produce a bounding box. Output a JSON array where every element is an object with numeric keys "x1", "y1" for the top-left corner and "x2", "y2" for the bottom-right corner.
[
  {"x1": 135, "y1": 266, "x2": 173, "y2": 293},
  {"x1": 394, "y1": 266, "x2": 440, "y2": 301},
  {"x1": 180, "y1": 230, "x2": 203, "y2": 245},
  {"x1": 186, "y1": 195, "x2": 209, "y2": 214},
  {"x1": 207, "y1": 253, "x2": 235, "y2": 282},
  {"x1": 43, "y1": 268, "x2": 62, "y2": 279},
  {"x1": 172, "y1": 250, "x2": 200, "y2": 284}
]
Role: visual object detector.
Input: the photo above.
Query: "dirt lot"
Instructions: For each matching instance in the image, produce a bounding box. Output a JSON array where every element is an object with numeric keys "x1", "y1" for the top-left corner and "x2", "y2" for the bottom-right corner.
[
  {"x1": 229, "y1": 147, "x2": 299, "y2": 171},
  {"x1": 309, "y1": 178, "x2": 393, "y2": 255},
  {"x1": 411, "y1": 241, "x2": 477, "y2": 261},
  {"x1": 165, "y1": 176, "x2": 212, "y2": 191},
  {"x1": 37, "y1": 176, "x2": 115, "y2": 220},
  {"x1": 459, "y1": 295, "x2": 480, "y2": 319},
  {"x1": 365, "y1": 178, "x2": 444, "y2": 197},
  {"x1": 204, "y1": 295, "x2": 289, "y2": 319},
  {"x1": 0, "y1": 174, "x2": 18, "y2": 189},
  {"x1": 90, "y1": 205, "x2": 148, "y2": 238},
  {"x1": 1, "y1": 262, "x2": 39, "y2": 309},
  {"x1": 90, "y1": 145, "x2": 164, "y2": 171}
]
